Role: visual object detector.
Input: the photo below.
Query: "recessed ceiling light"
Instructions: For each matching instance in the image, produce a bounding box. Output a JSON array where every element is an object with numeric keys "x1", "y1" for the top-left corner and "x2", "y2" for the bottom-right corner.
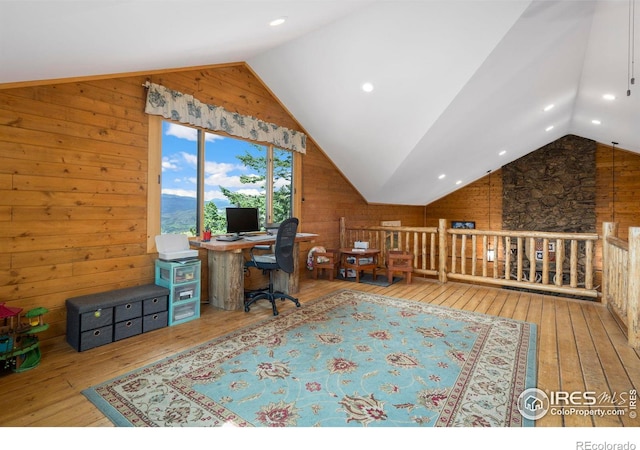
[
  {"x1": 603, "y1": 94, "x2": 616, "y2": 101},
  {"x1": 499, "y1": 150, "x2": 507, "y2": 156},
  {"x1": 361, "y1": 82, "x2": 374, "y2": 93},
  {"x1": 456, "y1": 180, "x2": 462, "y2": 185},
  {"x1": 543, "y1": 104, "x2": 555, "y2": 112},
  {"x1": 269, "y1": 17, "x2": 286, "y2": 26},
  {"x1": 545, "y1": 125, "x2": 554, "y2": 132},
  {"x1": 592, "y1": 119, "x2": 601, "y2": 125},
  {"x1": 438, "y1": 174, "x2": 446, "y2": 180}
]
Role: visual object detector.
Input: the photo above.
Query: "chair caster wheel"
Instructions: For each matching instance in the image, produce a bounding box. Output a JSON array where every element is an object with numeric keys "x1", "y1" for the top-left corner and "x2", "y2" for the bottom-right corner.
[
  {"x1": 244, "y1": 306, "x2": 250, "y2": 312},
  {"x1": 295, "y1": 301, "x2": 301, "y2": 307}
]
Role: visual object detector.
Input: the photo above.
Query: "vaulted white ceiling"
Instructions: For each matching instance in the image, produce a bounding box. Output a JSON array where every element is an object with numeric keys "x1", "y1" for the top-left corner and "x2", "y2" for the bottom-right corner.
[{"x1": 2, "y1": 1, "x2": 638, "y2": 205}]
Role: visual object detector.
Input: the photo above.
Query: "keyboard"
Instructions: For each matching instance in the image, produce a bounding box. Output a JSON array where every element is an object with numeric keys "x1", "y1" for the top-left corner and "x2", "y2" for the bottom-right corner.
[
  {"x1": 216, "y1": 235, "x2": 242, "y2": 241},
  {"x1": 243, "y1": 234, "x2": 275, "y2": 242}
]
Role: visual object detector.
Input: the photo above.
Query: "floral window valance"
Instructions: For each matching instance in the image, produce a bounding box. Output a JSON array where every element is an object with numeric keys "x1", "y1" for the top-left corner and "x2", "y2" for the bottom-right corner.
[{"x1": 144, "y1": 82, "x2": 306, "y2": 153}]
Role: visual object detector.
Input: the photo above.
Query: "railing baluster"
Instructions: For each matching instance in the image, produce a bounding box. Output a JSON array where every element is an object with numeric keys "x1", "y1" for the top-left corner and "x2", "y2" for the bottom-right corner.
[
  {"x1": 505, "y1": 236, "x2": 512, "y2": 280},
  {"x1": 492, "y1": 235, "x2": 499, "y2": 279},
  {"x1": 461, "y1": 235, "x2": 467, "y2": 276},
  {"x1": 555, "y1": 238, "x2": 564, "y2": 287},
  {"x1": 517, "y1": 237, "x2": 524, "y2": 281},
  {"x1": 569, "y1": 239, "x2": 578, "y2": 288},
  {"x1": 542, "y1": 238, "x2": 549, "y2": 285},
  {"x1": 451, "y1": 234, "x2": 458, "y2": 274},
  {"x1": 585, "y1": 240, "x2": 593, "y2": 290},
  {"x1": 471, "y1": 235, "x2": 477, "y2": 276},
  {"x1": 528, "y1": 238, "x2": 536, "y2": 283},
  {"x1": 430, "y1": 233, "x2": 436, "y2": 271}
]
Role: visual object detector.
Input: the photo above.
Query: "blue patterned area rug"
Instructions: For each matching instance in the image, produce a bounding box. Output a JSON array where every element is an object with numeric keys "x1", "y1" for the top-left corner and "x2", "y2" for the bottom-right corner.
[{"x1": 83, "y1": 289, "x2": 537, "y2": 427}]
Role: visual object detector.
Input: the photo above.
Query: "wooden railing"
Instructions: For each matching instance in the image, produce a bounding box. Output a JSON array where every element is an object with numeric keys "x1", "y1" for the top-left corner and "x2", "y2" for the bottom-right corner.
[
  {"x1": 440, "y1": 219, "x2": 599, "y2": 299},
  {"x1": 339, "y1": 217, "x2": 439, "y2": 278},
  {"x1": 602, "y1": 223, "x2": 640, "y2": 348},
  {"x1": 339, "y1": 217, "x2": 599, "y2": 298}
]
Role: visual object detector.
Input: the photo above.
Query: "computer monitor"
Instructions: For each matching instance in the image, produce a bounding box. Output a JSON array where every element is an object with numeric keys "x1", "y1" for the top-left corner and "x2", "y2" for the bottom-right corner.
[{"x1": 225, "y1": 207, "x2": 260, "y2": 235}]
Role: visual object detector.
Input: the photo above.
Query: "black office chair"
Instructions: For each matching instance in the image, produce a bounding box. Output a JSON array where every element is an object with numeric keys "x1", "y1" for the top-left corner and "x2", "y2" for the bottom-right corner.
[{"x1": 244, "y1": 217, "x2": 301, "y2": 316}]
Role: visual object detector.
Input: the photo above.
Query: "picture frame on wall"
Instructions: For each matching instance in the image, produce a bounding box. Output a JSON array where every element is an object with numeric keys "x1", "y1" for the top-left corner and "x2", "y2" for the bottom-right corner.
[
  {"x1": 535, "y1": 240, "x2": 556, "y2": 261},
  {"x1": 451, "y1": 221, "x2": 475, "y2": 229}
]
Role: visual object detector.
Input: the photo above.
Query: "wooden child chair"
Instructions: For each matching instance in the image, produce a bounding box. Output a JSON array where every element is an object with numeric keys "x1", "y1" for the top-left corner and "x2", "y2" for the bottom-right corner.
[
  {"x1": 387, "y1": 250, "x2": 413, "y2": 284},
  {"x1": 310, "y1": 247, "x2": 339, "y2": 281}
]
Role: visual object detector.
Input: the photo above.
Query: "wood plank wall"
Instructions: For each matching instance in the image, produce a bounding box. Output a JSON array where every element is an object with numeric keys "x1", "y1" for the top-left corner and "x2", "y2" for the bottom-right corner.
[
  {"x1": 425, "y1": 170, "x2": 504, "y2": 231},
  {"x1": 0, "y1": 76, "x2": 155, "y2": 342},
  {"x1": 595, "y1": 142, "x2": 640, "y2": 241},
  {"x1": 0, "y1": 63, "x2": 424, "y2": 343}
]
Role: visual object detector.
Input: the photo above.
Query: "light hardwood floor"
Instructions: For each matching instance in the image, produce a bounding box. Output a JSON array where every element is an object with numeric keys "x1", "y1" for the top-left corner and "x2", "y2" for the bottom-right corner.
[{"x1": 1, "y1": 276, "x2": 638, "y2": 427}]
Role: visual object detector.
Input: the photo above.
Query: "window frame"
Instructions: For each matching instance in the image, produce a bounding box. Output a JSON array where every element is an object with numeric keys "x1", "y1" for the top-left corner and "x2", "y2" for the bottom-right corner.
[{"x1": 147, "y1": 116, "x2": 301, "y2": 251}]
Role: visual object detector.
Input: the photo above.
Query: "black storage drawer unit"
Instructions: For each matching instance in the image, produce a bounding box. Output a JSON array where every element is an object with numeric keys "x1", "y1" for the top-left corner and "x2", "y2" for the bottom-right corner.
[{"x1": 66, "y1": 284, "x2": 170, "y2": 352}]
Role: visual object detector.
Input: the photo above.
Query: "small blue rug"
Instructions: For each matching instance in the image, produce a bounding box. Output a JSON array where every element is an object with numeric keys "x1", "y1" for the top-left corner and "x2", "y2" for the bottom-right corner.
[
  {"x1": 337, "y1": 272, "x2": 403, "y2": 286},
  {"x1": 83, "y1": 289, "x2": 537, "y2": 427}
]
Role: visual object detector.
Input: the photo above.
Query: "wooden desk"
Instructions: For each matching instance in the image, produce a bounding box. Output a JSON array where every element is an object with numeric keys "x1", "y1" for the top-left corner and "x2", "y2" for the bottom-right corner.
[
  {"x1": 339, "y1": 248, "x2": 380, "y2": 283},
  {"x1": 191, "y1": 233, "x2": 316, "y2": 311}
]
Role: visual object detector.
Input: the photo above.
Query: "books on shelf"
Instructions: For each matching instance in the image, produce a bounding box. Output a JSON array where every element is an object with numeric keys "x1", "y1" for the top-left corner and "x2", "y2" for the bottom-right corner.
[{"x1": 346, "y1": 256, "x2": 374, "y2": 264}]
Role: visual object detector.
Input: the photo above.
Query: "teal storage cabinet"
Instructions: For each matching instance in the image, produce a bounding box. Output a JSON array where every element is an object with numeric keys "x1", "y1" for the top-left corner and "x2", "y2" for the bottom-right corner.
[{"x1": 155, "y1": 259, "x2": 201, "y2": 326}]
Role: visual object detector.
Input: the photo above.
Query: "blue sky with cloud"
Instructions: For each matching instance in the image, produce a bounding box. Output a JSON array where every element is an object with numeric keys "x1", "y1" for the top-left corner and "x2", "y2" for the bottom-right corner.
[{"x1": 161, "y1": 122, "x2": 265, "y2": 204}]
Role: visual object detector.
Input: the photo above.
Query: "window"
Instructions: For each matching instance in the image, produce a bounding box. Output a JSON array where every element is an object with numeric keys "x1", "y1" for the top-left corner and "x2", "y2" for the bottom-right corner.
[{"x1": 158, "y1": 120, "x2": 295, "y2": 236}]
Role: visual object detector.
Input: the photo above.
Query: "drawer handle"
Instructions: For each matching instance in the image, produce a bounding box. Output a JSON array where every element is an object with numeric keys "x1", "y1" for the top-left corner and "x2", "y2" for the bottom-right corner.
[
  {"x1": 94, "y1": 330, "x2": 100, "y2": 336},
  {"x1": 153, "y1": 314, "x2": 158, "y2": 320},
  {"x1": 152, "y1": 298, "x2": 158, "y2": 303},
  {"x1": 126, "y1": 321, "x2": 132, "y2": 327},
  {"x1": 126, "y1": 304, "x2": 132, "y2": 309}
]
